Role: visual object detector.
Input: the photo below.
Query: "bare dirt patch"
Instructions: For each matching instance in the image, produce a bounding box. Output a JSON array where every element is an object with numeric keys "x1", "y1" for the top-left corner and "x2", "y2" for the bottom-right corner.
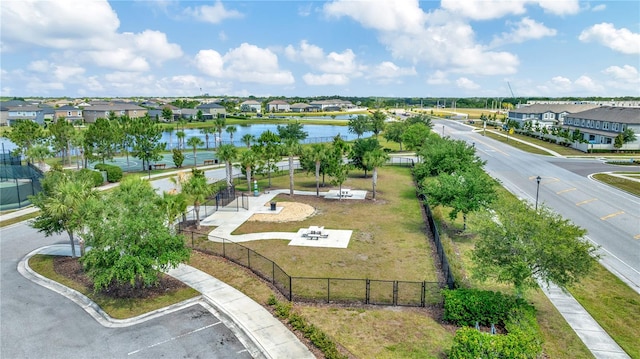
[{"x1": 248, "y1": 201, "x2": 316, "y2": 223}]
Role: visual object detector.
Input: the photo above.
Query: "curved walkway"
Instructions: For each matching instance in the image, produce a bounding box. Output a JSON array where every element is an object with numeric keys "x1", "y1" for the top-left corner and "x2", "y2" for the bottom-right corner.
[{"x1": 19, "y1": 244, "x2": 313, "y2": 359}]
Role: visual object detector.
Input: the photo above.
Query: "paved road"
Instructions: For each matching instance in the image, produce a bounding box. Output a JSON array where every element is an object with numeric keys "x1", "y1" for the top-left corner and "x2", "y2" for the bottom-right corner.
[
  {"x1": 436, "y1": 120, "x2": 640, "y2": 294},
  {"x1": 0, "y1": 222, "x2": 253, "y2": 358}
]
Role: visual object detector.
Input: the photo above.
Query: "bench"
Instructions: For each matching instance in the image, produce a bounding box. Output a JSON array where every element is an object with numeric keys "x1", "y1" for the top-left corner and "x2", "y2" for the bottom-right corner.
[
  {"x1": 340, "y1": 188, "x2": 352, "y2": 198},
  {"x1": 304, "y1": 226, "x2": 328, "y2": 240},
  {"x1": 203, "y1": 159, "x2": 215, "y2": 165},
  {"x1": 152, "y1": 164, "x2": 166, "y2": 170}
]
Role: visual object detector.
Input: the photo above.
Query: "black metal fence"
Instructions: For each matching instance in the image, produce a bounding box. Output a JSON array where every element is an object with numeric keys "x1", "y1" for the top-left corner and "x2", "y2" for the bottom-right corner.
[{"x1": 0, "y1": 159, "x2": 44, "y2": 210}]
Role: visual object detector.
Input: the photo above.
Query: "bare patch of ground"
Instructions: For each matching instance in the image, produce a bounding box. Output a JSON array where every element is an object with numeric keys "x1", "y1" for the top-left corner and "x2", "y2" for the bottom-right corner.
[{"x1": 248, "y1": 201, "x2": 316, "y2": 223}]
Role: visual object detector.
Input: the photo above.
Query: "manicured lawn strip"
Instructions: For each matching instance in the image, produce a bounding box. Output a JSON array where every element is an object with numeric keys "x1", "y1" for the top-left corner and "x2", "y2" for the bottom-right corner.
[
  {"x1": 481, "y1": 131, "x2": 555, "y2": 156},
  {"x1": 0, "y1": 211, "x2": 39, "y2": 227},
  {"x1": 592, "y1": 173, "x2": 640, "y2": 196},
  {"x1": 569, "y1": 265, "x2": 640, "y2": 358},
  {"x1": 233, "y1": 166, "x2": 438, "y2": 282},
  {"x1": 28, "y1": 254, "x2": 200, "y2": 319}
]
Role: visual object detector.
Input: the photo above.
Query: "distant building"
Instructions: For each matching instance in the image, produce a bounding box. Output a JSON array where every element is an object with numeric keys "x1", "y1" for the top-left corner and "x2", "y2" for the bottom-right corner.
[
  {"x1": 82, "y1": 103, "x2": 147, "y2": 123},
  {"x1": 508, "y1": 103, "x2": 600, "y2": 128},
  {"x1": 290, "y1": 103, "x2": 312, "y2": 113},
  {"x1": 240, "y1": 100, "x2": 262, "y2": 113},
  {"x1": 54, "y1": 105, "x2": 83, "y2": 123},
  {"x1": 196, "y1": 103, "x2": 226, "y2": 118},
  {"x1": 562, "y1": 106, "x2": 640, "y2": 152},
  {"x1": 267, "y1": 100, "x2": 290, "y2": 112},
  {"x1": 308, "y1": 99, "x2": 355, "y2": 112}
]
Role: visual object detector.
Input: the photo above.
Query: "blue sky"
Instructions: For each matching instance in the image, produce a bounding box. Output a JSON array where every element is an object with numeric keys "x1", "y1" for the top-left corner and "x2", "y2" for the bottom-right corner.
[{"x1": 1, "y1": 0, "x2": 638, "y2": 99}]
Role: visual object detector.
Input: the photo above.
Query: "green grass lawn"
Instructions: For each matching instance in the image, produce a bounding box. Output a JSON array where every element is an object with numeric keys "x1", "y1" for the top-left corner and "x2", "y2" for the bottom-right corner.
[{"x1": 592, "y1": 173, "x2": 640, "y2": 196}]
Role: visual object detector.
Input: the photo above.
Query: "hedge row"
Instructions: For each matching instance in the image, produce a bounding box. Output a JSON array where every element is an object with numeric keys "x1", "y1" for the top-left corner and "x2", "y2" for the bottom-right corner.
[
  {"x1": 76, "y1": 168, "x2": 105, "y2": 187},
  {"x1": 444, "y1": 289, "x2": 543, "y2": 359},
  {"x1": 267, "y1": 295, "x2": 347, "y2": 359},
  {"x1": 94, "y1": 163, "x2": 123, "y2": 183}
]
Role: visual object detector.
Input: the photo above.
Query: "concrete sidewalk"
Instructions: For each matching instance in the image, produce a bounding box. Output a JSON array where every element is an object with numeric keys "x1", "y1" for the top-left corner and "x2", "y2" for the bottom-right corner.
[{"x1": 19, "y1": 244, "x2": 314, "y2": 359}]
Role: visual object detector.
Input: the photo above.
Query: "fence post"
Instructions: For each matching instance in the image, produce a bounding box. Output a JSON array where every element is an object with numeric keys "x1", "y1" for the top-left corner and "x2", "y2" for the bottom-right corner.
[
  {"x1": 272, "y1": 262, "x2": 275, "y2": 284},
  {"x1": 247, "y1": 248, "x2": 251, "y2": 268},
  {"x1": 222, "y1": 238, "x2": 226, "y2": 258},
  {"x1": 366, "y1": 279, "x2": 370, "y2": 305},
  {"x1": 421, "y1": 282, "x2": 426, "y2": 307},
  {"x1": 393, "y1": 281, "x2": 398, "y2": 306},
  {"x1": 191, "y1": 231, "x2": 194, "y2": 247},
  {"x1": 327, "y1": 278, "x2": 330, "y2": 303},
  {"x1": 289, "y1": 276, "x2": 292, "y2": 301}
]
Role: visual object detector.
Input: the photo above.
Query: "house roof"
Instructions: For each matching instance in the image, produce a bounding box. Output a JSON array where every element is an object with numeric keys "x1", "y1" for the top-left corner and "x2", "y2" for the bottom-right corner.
[
  {"x1": 268, "y1": 100, "x2": 289, "y2": 105},
  {"x1": 290, "y1": 103, "x2": 311, "y2": 108},
  {"x1": 241, "y1": 100, "x2": 261, "y2": 105},
  {"x1": 196, "y1": 103, "x2": 224, "y2": 109},
  {"x1": 510, "y1": 103, "x2": 599, "y2": 115},
  {"x1": 56, "y1": 105, "x2": 80, "y2": 111},
  {"x1": 83, "y1": 104, "x2": 146, "y2": 111},
  {"x1": 566, "y1": 106, "x2": 640, "y2": 125},
  {"x1": 0, "y1": 100, "x2": 30, "y2": 110}
]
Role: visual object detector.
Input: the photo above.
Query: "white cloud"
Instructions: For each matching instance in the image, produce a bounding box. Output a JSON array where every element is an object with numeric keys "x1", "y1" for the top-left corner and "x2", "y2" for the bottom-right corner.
[
  {"x1": 86, "y1": 49, "x2": 150, "y2": 72},
  {"x1": 324, "y1": 0, "x2": 426, "y2": 33},
  {"x1": 537, "y1": 1, "x2": 580, "y2": 15},
  {"x1": 491, "y1": 17, "x2": 557, "y2": 47},
  {"x1": 574, "y1": 75, "x2": 603, "y2": 92},
  {"x1": 367, "y1": 61, "x2": 416, "y2": 79},
  {"x1": 536, "y1": 75, "x2": 605, "y2": 95},
  {"x1": 302, "y1": 73, "x2": 350, "y2": 86},
  {"x1": 129, "y1": 30, "x2": 183, "y2": 63},
  {"x1": 591, "y1": 4, "x2": 606, "y2": 12},
  {"x1": 579, "y1": 23, "x2": 640, "y2": 54},
  {"x1": 195, "y1": 43, "x2": 294, "y2": 85},
  {"x1": 285, "y1": 40, "x2": 360, "y2": 74},
  {"x1": 53, "y1": 66, "x2": 85, "y2": 81},
  {"x1": 602, "y1": 65, "x2": 639, "y2": 83},
  {"x1": 427, "y1": 71, "x2": 450, "y2": 85},
  {"x1": 440, "y1": 0, "x2": 579, "y2": 20},
  {"x1": 27, "y1": 60, "x2": 51, "y2": 73},
  {"x1": 456, "y1": 77, "x2": 480, "y2": 90},
  {"x1": 183, "y1": 1, "x2": 243, "y2": 24}
]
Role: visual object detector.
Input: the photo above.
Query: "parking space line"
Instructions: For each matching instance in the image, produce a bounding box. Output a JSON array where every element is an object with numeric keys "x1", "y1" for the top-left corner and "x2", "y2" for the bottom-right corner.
[
  {"x1": 576, "y1": 198, "x2": 598, "y2": 206},
  {"x1": 600, "y1": 211, "x2": 624, "y2": 221},
  {"x1": 556, "y1": 188, "x2": 576, "y2": 194},
  {"x1": 128, "y1": 322, "x2": 221, "y2": 356}
]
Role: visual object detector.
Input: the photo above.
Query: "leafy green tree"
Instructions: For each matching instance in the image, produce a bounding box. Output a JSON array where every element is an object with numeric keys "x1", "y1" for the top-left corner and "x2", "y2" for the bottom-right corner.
[
  {"x1": 402, "y1": 123, "x2": 432, "y2": 152},
  {"x1": 370, "y1": 110, "x2": 386, "y2": 138},
  {"x1": 226, "y1": 125, "x2": 237, "y2": 144},
  {"x1": 255, "y1": 130, "x2": 281, "y2": 187},
  {"x1": 4, "y1": 119, "x2": 46, "y2": 161},
  {"x1": 84, "y1": 117, "x2": 119, "y2": 164},
  {"x1": 26, "y1": 144, "x2": 52, "y2": 168},
  {"x1": 30, "y1": 170, "x2": 99, "y2": 258},
  {"x1": 156, "y1": 191, "x2": 188, "y2": 233},
  {"x1": 130, "y1": 115, "x2": 165, "y2": 171},
  {"x1": 172, "y1": 148, "x2": 185, "y2": 168},
  {"x1": 115, "y1": 115, "x2": 134, "y2": 169},
  {"x1": 423, "y1": 167, "x2": 496, "y2": 230},
  {"x1": 81, "y1": 177, "x2": 190, "y2": 290},
  {"x1": 405, "y1": 113, "x2": 433, "y2": 128},
  {"x1": 349, "y1": 137, "x2": 381, "y2": 177},
  {"x1": 238, "y1": 149, "x2": 259, "y2": 191},
  {"x1": 162, "y1": 107, "x2": 173, "y2": 122},
  {"x1": 48, "y1": 118, "x2": 74, "y2": 165},
  {"x1": 196, "y1": 110, "x2": 204, "y2": 122},
  {"x1": 414, "y1": 137, "x2": 484, "y2": 182},
  {"x1": 471, "y1": 199, "x2": 599, "y2": 295},
  {"x1": 277, "y1": 121, "x2": 308, "y2": 142},
  {"x1": 217, "y1": 144, "x2": 238, "y2": 187},
  {"x1": 383, "y1": 121, "x2": 406, "y2": 151},
  {"x1": 187, "y1": 136, "x2": 204, "y2": 167},
  {"x1": 622, "y1": 128, "x2": 637, "y2": 144},
  {"x1": 614, "y1": 134, "x2": 624, "y2": 151},
  {"x1": 241, "y1": 133, "x2": 255, "y2": 148},
  {"x1": 166, "y1": 126, "x2": 174, "y2": 150},
  {"x1": 327, "y1": 136, "x2": 351, "y2": 201},
  {"x1": 362, "y1": 148, "x2": 388, "y2": 200},
  {"x1": 348, "y1": 115, "x2": 371, "y2": 139},
  {"x1": 182, "y1": 168, "x2": 213, "y2": 229},
  {"x1": 282, "y1": 138, "x2": 302, "y2": 195}
]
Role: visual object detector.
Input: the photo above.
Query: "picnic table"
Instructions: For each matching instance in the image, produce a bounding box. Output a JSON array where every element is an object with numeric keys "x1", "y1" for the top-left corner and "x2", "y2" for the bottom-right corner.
[
  {"x1": 340, "y1": 188, "x2": 352, "y2": 198},
  {"x1": 152, "y1": 163, "x2": 166, "y2": 170},
  {"x1": 305, "y1": 226, "x2": 328, "y2": 240}
]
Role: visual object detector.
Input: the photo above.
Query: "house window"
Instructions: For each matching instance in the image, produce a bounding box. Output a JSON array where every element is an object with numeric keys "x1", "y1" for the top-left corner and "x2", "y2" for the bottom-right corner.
[
  {"x1": 613, "y1": 123, "x2": 619, "y2": 131},
  {"x1": 581, "y1": 120, "x2": 585, "y2": 127},
  {"x1": 603, "y1": 122, "x2": 609, "y2": 130},
  {"x1": 120, "y1": 111, "x2": 125, "y2": 115},
  {"x1": 566, "y1": 119, "x2": 572, "y2": 125},
  {"x1": 596, "y1": 121, "x2": 600, "y2": 129},
  {"x1": 133, "y1": 111, "x2": 137, "y2": 115},
  {"x1": 67, "y1": 111, "x2": 72, "y2": 116},
  {"x1": 605, "y1": 138, "x2": 612, "y2": 144}
]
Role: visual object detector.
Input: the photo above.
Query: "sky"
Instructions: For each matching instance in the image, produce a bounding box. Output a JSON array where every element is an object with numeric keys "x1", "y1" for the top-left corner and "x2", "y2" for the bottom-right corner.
[{"x1": 1, "y1": 0, "x2": 639, "y2": 99}]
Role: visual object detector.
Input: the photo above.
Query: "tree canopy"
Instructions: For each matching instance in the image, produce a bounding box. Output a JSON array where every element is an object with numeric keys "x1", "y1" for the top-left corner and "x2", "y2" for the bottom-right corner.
[{"x1": 130, "y1": 115, "x2": 165, "y2": 170}]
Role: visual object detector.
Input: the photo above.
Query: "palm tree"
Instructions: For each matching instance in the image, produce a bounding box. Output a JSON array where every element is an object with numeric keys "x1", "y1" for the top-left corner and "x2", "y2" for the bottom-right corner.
[
  {"x1": 214, "y1": 117, "x2": 226, "y2": 147},
  {"x1": 226, "y1": 125, "x2": 237, "y2": 145},
  {"x1": 362, "y1": 149, "x2": 389, "y2": 200},
  {"x1": 182, "y1": 169, "x2": 212, "y2": 230},
  {"x1": 217, "y1": 144, "x2": 238, "y2": 187},
  {"x1": 187, "y1": 136, "x2": 204, "y2": 167},
  {"x1": 282, "y1": 138, "x2": 301, "y2": 196},
  {"x1": 176, "y1": 130, "x2": 186, "y2": 150},
  {"x1": 241, "y1": 133, "x2": 255, "y2": 148},
  {"x1": 166, "y1": 127, "x2": 174, "y2": 149},
  {"x1": 156, "y1": 191, "x2": 188, "y2": 233},
  {"x1": 30, "y1": 173, "x2": 98, "y2": 257},
  {"x1": 200, "y1": 127, "x2": 215, "y2": 149},
  {"x1": 306, "y1": 143, "x2": 327, "y2": 197},
  {"x1": 238, "y1": 149, "x2": 259, "y2": 191},
  {"x1": 27, "y1": 144, "x2": 52, "y2": 170}
]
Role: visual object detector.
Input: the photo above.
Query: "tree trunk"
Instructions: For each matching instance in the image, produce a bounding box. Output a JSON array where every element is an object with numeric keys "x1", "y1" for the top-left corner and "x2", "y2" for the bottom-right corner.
[
  {"x1": 289, "y1": 155, "x2": 294, "y2": 196},
  {"x1": 315, "y1": 161, "x2": 320, "y2": 197},
  {"x1": 195, "y1": 203, "x2": 201, "y2": 229},
  {"x1": 226, "y1": 162, "x2": 232, "y2": 187},
  {"x1": 67, "y1": 231, "x2": 77, "y2": 258},
  {"x1": 372, "y1": 167, "x2": 378, "y2": 201},
  {"x1": 246, "y1": 166, "x2": 252, "y2": 192}
]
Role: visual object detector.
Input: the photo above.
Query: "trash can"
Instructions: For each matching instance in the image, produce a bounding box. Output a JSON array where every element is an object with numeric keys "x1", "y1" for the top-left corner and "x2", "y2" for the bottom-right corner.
[{"x1": 270, "y1": 202, "x2": 276, "y2": 211}]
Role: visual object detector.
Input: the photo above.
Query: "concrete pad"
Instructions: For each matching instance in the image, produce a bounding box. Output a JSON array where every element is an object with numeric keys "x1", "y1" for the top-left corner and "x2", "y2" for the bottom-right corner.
[
  {"x1": 323, "y1": 190, "x2": 367, "y2": 200},
  {"x1": 289, "y1": 229, "x2": 352, "y2": 248},
  {"x1": 253, "y1": 205, "x2": 284, "y2": 215}
]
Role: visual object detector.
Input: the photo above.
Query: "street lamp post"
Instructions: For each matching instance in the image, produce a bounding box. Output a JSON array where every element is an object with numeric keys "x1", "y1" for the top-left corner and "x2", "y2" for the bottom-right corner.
[
  {"x1": 442, "y1": 125, "x2": 445, "y2": 136},
  {"x1": 535, "y1": 176, "x2": 541, "y2": 211}
]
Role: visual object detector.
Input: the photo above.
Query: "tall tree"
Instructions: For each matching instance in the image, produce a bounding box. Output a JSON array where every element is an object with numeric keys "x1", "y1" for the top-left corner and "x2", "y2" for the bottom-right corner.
[
  {"x1": 217, "y1": 144, "x2": 238, "y2": 187},
  {"x1": 4, "y1": 119, "x2": 47, "y2": 162},
  {"x1": 162, "y1": 107, "x2": 173, "y2": 122},
  {"x1": 305, "y1": 143, "x2": 327, "y2": 197},
  {"x1": 471, "y1": 199, "x2": 599, "y2": 295},
  {"x1": 362, "y1": 148, "x2": 388, "y2": 200},
  {"x1": 116, "y1": 115, "x2": 133, "y2": 169},
  {"x1": 241, "y1": 133, "x2": 255, "y2": 148},
  {"x1": 238, "y1": 149, "x2": 259, "y2": 191},
  {"x1": 187, "y1": 136, "x2": 204, "y2": 167},
  {"x1": 349, "y1": 137, "x2": 381, "y2": 177},
  {"x1": 282, "y1": 138, "x2": 302, "y2": 195},
  {"x1": 370, "y1": 110, "x2": 386, "y2": 138},
  {"x1": 84, "y1": 117, "x2": 119, "y2": 164},
  {"x1": 383, "y1": 121, "x2": 406, "y2": 151},
  {"x1": 255, "y1": 130, "x2": 281, "y2": 188},
  {"x1": 226, "y1": 125, "x2": 237, "y2": 145},
  {"x1": 81, "y1": 177, "x2": 190, "y2": 290},
  {"x1": 214, "y1": 117, "x2": 226, "y2": 147},
  {"x1": 348, "y1": 115, "x2": 371, "y2": 139},
  {"x1": 48, "y1": 118, "x2": 74, "y2": 165},
  {"x1": 176, "y1": 130, "x2": 186, "y2": 150},
  {"x1": 26, "y1": 144, "x2": 52, "y2": 169},
  {"x1": 166, "y1": 126, "x2": 174, "y2": 150},
  {"x1": 402, "y1": 123, "x2": 432, "y2": 153},
  {"x1": 182, "y1": 168, "x2": 213, "y2": 230},
  {"x1": 130, "y1": 115, "x2": 165, "y2": 171},
  {"x1": 277, "y1": 121, "x2": 308, "y2": 142},
  {"x1": 30, "y1": 170, "x2": 99, "y2": 258},
  {"x1": 156, "y1": 191, "x2": 188, "y2": 233},
  {"x1": 200, "y1": 127, "x2": 215, "y2": 149},
  {"x1": 327, "y1": 136, "x2": 351, "y2": 201},
  {"x1": 423, "y1": 167, "x2": 496, "y2": 230}
]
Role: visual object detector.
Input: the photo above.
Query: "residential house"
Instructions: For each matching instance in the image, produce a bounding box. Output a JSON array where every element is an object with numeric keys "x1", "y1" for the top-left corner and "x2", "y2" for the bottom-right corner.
[
  {"x1": 308, "y1": 99, "x2": 355, "y2": 112},
  {"x1": 240, "y1": 100, "x2": 262, "y2": 113},
  {"x1": 196, "y1": 103, "x2": 226, "y2": 118},
  {"x1": 81, "y1": 103, "x2": 147, "y2": 123},
  {"x1": 1, "y1": 100, "x2": 29, "y2": 126},
  {"x1": 508, "y1": 103, "x2": 600, "y2": 129},
  {"x1": 562, "y1": 106, "x2": 640, "y2": 152},
  {"x1": 290, "y1": 103, "x2": 312, "y2": 113},
  {"x1": 54, "y1": 105, "x2": 83, "y2": 123},
  {"x1": 5, "y1": 105, "x2": 53, "y2": 126},
  {"x1": 267, "y1": 100, "x2": 290, "y2": 112}
]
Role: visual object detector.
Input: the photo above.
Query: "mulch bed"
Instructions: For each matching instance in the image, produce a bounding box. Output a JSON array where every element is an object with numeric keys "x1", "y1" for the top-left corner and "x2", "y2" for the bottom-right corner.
[{"x1": 52, "y1": 256, "x2": 189, "y2": 299}]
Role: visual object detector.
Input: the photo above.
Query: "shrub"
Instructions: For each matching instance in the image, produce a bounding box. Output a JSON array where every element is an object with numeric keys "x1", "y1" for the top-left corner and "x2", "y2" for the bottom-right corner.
[
  {"x1": 172, "y1": 148, "x2": 184, "y2": 168},
  {"x1": 443, "y1": 289, "x2": 527, "y2": 327},
  {"x1": 94, "y1": 163, "x2": 123, "y2": 183},
  {"x1": 76, "y1": 168, "x2": 104, "y2": 187}
]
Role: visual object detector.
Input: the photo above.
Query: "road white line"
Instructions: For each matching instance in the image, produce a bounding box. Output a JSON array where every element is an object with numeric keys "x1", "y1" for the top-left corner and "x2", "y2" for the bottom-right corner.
[
  {"x1": 128, "y1": 322, "x2": 221, "y2": 356},
  {"x1": 600, "y1": 211, "x2": 624, "y2": 220},
  {"x1": 556, "y1": 188, "x2": 576, "y2": 194},
  {"x1": 576, "y1": 198, "x2": 598, "y2": 206}
]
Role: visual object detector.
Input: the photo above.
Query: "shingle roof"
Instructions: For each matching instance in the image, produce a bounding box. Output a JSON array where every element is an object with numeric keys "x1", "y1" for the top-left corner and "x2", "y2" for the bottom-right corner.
[
  {"x1": 566, "y1": 106, "x2": 640, "y2": 124},
  {"x1": 510, "y1": 103, "x2": 599, "y2": 114},
  {"x1": 196, "y1": 103, "x2": 224, "y2": 109}
]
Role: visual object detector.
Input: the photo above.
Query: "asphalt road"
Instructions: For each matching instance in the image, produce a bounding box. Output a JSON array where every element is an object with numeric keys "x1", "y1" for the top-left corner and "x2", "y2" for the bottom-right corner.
[
  {"x1": 0, "y1": 221, "x2": 253, "y2": 358},
  {"x1": 436, "y1": 119, "x2": 640, "y2": 294}
]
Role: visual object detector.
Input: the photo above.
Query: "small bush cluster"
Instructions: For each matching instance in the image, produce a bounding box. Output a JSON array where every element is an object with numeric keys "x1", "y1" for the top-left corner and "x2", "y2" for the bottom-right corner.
[
  {"x1": 94, "y1": 163, "x2": 123, "y2": 182},
  {"x1": 267, "y1": 295, "x2": 347, "y2": 359},
  {"x1": 76, "y1": 168, "x2": 105, "y2": 187},
  {"x1": 444, "y1": 289, "x2": 543, "y2": 358}
]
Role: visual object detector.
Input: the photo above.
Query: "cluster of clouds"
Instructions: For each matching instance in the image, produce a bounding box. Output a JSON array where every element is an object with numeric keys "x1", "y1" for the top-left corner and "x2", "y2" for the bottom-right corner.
[{"x1": 1, "y1": 0, "x2": 638, "y2": 97}]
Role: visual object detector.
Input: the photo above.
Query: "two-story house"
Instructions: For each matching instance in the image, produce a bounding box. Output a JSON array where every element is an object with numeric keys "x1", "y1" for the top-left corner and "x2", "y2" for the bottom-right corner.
[
  {"x1": 308, "y1": 99, "x2": 355, "y2": 112},
  {"x1": 196, "y1": 103, "x2": 226, "y2": 118},
  {"x1": 240, "y1": 100, "x2": 262, "y2": 113},
  {"x1": 562, "y1": 106, "x2": 640, "y2": 151},
  {"x1": 508, "y1": 103, "x2": 599, "y2": 129},
  {"x1": 267, "y1": 100, "x2": 290, "y2": 112},
  {"x1": 82, "y1": 103, "x2": 147, "y2": 123},
  {"x1": 54, "y1": 105, "x2": 83, "y2": 123}
]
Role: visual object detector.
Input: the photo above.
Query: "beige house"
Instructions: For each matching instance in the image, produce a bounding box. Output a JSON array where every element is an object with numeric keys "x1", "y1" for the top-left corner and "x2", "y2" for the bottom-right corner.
[{"x1": 82, "y1": 103, "x2": 147, "y2": 123}]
